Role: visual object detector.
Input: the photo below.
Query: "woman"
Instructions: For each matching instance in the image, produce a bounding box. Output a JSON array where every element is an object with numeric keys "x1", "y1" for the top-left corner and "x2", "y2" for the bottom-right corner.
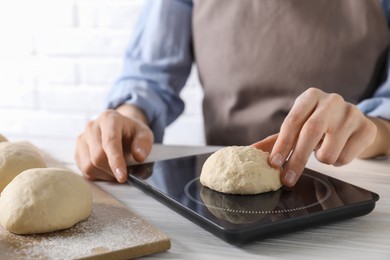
[{"x1": 75, "y1": 0, "x2": 390, "y2": 187}]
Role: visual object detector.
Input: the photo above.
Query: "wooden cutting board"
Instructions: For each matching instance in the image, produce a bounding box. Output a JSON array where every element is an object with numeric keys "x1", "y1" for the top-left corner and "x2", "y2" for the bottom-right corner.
[{"x1": 0, "y1": 148, "x2": 171, "y2": 259}]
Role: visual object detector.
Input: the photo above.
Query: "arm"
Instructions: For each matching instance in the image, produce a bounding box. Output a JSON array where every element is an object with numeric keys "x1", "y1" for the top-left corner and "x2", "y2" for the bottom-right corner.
[
  {"x1": 75, "y1": 0, "x2": 194, "y2": 183},
  {"x1": 107, "y1": 0, "x2": 194, "y2": 142}
]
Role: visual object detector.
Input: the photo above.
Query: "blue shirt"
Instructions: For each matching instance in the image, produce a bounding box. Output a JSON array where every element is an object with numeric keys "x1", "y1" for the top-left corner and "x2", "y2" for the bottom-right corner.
[{"x1": 107, "y1": 0, "x2": 390, "y2": 143}]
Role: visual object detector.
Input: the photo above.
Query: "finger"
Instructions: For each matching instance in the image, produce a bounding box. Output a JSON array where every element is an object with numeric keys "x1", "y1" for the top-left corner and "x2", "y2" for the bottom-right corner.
[
  {"x1": 315, "y1": 130, "x2": 350, "y2": 166},
  {"x1": 75, "y1": 135, "x2": 116, "y2": 182},
  {"x1": 314, "y1": 102, "x2": 356, "y2": 165},
  {"x1": 131, "y1": 124, "x2": 154, "y2": 162},
  {"x1": 333, "y1": 128, "x2": 374, "y2": 166},
  {"x1": 281, "y1": 106, "x2": 333, "y2": 186},
  {"x1": 100, "y1": 115, "x2": 128, "y2": 183},
  {"x1": 316, "y1": 105, "x2": 371, "y2": 166},
  {"x1": 270, "y1": 88, "x2": 321, "y2": 168},
  {"x1": 251, "y1": 133, "x2": 278, "y2": 153},
  {"x1": 84, "y1": 121, "x2": 112, "y2": 174}
]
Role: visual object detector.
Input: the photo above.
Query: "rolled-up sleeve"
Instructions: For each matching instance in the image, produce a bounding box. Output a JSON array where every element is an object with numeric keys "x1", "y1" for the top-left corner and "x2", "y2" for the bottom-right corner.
[{"x1": 106, "y1": 0, "x2": 194, "y2": 142}]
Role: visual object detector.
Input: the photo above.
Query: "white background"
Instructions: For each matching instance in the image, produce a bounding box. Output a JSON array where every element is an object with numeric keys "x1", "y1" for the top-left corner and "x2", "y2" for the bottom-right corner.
[{"x1": 0, "y1": 0, "x2": 205, "y2": 145}]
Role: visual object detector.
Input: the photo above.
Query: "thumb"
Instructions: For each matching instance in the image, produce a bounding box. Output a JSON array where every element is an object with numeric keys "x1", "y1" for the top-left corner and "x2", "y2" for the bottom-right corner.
[{"x1": 131, "y1": 125, "x2": 154, "y2": 162}]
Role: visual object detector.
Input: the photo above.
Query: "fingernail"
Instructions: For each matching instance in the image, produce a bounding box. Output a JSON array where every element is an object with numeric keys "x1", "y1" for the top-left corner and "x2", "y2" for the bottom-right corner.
[
  {"x1": 283, "y1": 170, "x2": 297, "y2": 186},
  {"x1": 271, "y1": 153, "x2": 284, "y2": 167},
  {"x1": 114, "y1": 167, "x2": 125, "y2": 182}
]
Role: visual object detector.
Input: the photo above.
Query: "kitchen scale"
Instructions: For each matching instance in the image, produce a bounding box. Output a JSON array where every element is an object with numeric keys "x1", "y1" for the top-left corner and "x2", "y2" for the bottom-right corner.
[{"x1": 127, "y1": 152, "x2": 379, "y2": 244}]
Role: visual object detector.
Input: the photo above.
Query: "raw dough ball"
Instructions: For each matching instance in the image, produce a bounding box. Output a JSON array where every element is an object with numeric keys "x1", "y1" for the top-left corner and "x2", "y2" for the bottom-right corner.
[
  {"x1": 0, "y1": 142, "x2": 47, "y2": 192},
  {"x1": 0, "y1": 134, "x2": 8, "y2": 143},
  {"x1": 0, "y1": 168, "x2": 92, "y2": 235},
  {"x1": 200, "y1": 146, "x2": 282, "y2": 194}
]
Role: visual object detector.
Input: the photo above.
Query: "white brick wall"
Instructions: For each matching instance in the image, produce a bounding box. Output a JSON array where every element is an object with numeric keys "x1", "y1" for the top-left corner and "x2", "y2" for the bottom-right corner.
[{"x1": 0, "y1": 0, "x2": 205, "y2": 145}]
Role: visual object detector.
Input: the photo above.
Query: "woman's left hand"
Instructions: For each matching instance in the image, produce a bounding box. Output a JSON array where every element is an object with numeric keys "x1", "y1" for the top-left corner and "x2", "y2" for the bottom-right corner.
[{"x1": 253, "y1": 88, "x2": 377, "y2": 187}]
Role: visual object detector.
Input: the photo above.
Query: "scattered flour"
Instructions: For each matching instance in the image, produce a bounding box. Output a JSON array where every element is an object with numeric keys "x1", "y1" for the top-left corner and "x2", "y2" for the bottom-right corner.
[{"x1": 1, "y1": 203, "x2": 164, "y2": 259}]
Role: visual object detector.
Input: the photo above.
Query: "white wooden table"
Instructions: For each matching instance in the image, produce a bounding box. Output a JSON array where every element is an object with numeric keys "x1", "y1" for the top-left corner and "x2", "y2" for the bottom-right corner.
[{"x1": 23, "y1": 137, "x2": 390, "y2": 259}]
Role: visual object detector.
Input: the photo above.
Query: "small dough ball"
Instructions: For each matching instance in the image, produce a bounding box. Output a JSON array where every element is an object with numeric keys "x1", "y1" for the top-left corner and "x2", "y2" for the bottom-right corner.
[
  {"x1": 200, "y1": 146, "x2": 282, "y2": 194},
  {"x1": 0, "y1": 168, "x2": 92, "y2": 235},
  {"x1": 0, "y1": 142, "x2": 46, "y2": 192},
  {"x1": 0, "y1": 134, "x2": 8, "y2": 143}
]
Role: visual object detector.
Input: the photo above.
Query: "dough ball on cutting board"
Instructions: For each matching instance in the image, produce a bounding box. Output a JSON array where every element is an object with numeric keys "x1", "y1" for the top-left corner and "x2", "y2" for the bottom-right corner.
[
  {"x1": 200, "y1": 146, "x2": 282, "y2": 195},
  {"x1": 0, "y1": 168, "x2": 92, "y2": 235},
  {"x1": 0, "y1": 134, "x2": 8, "y2": 143},
  {"x1": 0, "y1": 142, "x2": 46, "y2": 192}
]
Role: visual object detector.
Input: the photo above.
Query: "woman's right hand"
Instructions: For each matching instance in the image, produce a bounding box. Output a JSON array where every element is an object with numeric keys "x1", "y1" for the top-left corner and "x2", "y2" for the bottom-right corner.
[{"x1": 75, "y1": 105, "x2": 154, "y2": 183}]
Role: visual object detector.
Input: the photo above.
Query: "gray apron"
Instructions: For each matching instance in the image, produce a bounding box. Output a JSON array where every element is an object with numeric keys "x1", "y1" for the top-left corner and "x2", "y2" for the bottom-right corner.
[{"x1": 192, "y1": 0, "x2": 389, "y2": 145}]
